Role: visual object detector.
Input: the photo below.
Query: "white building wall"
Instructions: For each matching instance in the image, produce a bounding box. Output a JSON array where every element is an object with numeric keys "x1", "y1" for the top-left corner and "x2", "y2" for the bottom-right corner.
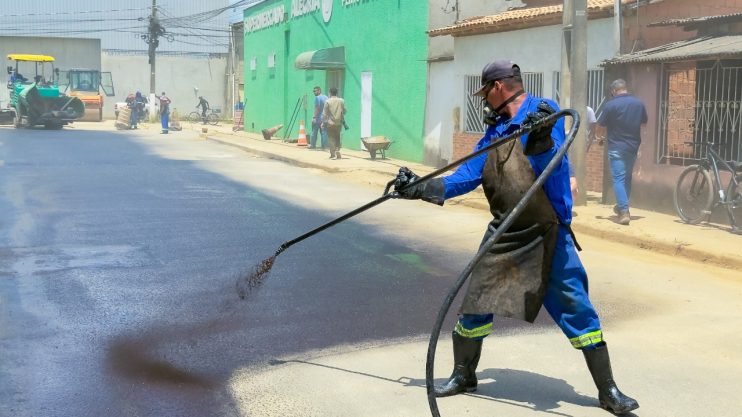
[
  {"x1": 426, "y1": 0, "x2": 527, "y2": 164},
  {"x1": 456, "y1": 19, "x2": 614, "y2": 86},
  {"x1": 424, "y1": 60, "x2": 456, "y2": 166},
  {"x1": 426, "y1": 18, "x2": 614, "y2": 165},
  {"x1": 102, "y1": 53, "x2": 227, "y2": 119}
]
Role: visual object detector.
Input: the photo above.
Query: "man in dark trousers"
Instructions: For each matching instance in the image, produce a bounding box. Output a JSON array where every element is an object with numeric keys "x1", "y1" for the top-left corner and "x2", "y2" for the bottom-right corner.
[
  {"x1": 597, "y1": 79, "x2": 647, "y2": 225},
  {"x1": 392, "y1": 59, "x2": 639, "y2": 415}
]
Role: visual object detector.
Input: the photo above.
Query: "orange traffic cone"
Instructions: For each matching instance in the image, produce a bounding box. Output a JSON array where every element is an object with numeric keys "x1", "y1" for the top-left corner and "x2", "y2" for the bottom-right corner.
[{"x1": 297, "y1": 120, "x2": 308, "y2": 146}]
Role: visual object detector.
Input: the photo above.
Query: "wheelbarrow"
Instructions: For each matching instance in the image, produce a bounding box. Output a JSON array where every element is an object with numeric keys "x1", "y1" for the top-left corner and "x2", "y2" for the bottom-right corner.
[{"x1": 361, "y1": 136, "x2": 393, "y2": 159}]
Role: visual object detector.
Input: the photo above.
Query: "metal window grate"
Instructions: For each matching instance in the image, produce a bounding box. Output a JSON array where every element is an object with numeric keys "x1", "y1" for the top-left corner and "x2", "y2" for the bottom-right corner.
[
  {"x1": 464, "y1": 75, "x2": 486, "y2": 133},
  {"x1": 522, "y1": 72, "x2": 543, "y2": 97},
  {"x1": 658, "y1": 59, "x2": 742, "y2": 166},
  {"x1": 553, "y1": 69, "x2": 606, "y2": 111},
  {"x1": 463, "y1": 72, "x2": 544, "y2": 134}
]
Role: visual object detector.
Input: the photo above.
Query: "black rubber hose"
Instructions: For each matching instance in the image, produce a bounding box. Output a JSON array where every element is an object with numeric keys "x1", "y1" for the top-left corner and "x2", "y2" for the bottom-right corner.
[{"x1": 425, "y1": 109, "x2": 580, "y2": 417}]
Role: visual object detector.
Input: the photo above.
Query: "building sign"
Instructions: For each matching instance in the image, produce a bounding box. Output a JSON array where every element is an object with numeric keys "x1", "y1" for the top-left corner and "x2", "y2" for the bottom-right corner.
[
  {"x1": 246, "y1": 0, "x2": 336, "y2": 34},
  {"x1": 291, "y1": 0, "x2": 332, "y2": 23},
  {"x1": 291, "y1": 0, "x2": 320, "y2": 18},
  {"x1": 245, "y1": 4, "x2": 285, "y2": 33},
  {"x1": 321, "y1": 0, "x2": 333, "y2": 23}
]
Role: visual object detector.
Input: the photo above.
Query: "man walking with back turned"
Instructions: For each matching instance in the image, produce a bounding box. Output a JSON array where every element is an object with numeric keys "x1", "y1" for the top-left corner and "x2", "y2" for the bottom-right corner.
[{"x1": 597, "y1": 79, "x2": 647, "y2": 225}]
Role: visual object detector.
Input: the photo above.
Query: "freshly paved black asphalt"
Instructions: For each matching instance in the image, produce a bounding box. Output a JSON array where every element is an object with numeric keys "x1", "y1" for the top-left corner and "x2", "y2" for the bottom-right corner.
[{"x1": 0, "y1": 127, "x2": 493, "y2": 416}]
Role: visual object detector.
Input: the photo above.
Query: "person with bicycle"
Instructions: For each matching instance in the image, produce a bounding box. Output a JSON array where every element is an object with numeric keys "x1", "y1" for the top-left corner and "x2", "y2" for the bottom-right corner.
[
  {"x1": 597, "y1": 79, "x2": 647, "y2": 225},
  {"x1": 196, "y1": 96, "x2": 210, "y2": 125},
  {"x1": 391, "y1": 59, "x2": 638, "y2": 415}
]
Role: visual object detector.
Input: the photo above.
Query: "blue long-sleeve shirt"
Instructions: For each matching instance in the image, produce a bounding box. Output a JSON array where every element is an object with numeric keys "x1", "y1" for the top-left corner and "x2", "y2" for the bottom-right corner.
[{"x1": 442, "y1": 94, "x2": 574, "y2": 225}]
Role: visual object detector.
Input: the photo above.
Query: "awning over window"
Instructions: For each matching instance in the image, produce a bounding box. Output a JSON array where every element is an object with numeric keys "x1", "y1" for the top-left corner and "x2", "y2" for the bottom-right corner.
[
  {"x1": 294, "y1": 46, "x2": 345, "y2": 70},
  {"x1": 602, "y1": 35, "x2": 742, "y2": 65}
]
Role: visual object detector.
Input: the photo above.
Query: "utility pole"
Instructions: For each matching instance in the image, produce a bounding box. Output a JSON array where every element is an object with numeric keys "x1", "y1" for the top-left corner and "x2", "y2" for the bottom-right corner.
[
  {"x1": 147, "y1": 0, "x2": 160, "y2": 95},
  {"x1": 614, "y1": 0, "x2": 623, "y2": 55},
  {"x1": 571, "y1": 0, "x2": 588, "y2": 205},
  {"x1": 141, "y1": 0, "x2": 168, "y2": 121},
  {"x1": 560, "y1": 0, "x2": 573, "y2": 110},
  {"x1": 561, "y1": 0, "x2": 588, "y2": 205}
]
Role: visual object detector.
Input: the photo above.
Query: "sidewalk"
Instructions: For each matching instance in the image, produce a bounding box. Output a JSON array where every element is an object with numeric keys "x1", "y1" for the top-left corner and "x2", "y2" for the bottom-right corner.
[{"x1": 199, "y1": 122, "x2": 742, "y2": 271}]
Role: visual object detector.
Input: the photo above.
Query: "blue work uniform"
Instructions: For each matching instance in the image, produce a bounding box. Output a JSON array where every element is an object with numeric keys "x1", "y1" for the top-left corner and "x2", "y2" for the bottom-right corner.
[{"x1": 442, "y1": 94, "x2": 602, "y2": 349}]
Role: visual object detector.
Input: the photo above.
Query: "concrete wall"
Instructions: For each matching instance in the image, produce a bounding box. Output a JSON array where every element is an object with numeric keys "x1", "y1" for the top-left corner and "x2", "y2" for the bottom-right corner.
[
  {"x1": 102, "y1": 53, "x2": 228, "y2": 120},
  {"x1": 424, "y1": 60, "x2": 456, "y2": 166},
  {"x1": 426, "y1": 1, "x2": 526, "y2": 165},
  {"x1": 455, "y1": 19, "x2": 614, "y2": 90},
  {"x1": 0, "y1": 36, "x2": 100, "y2": 107}
]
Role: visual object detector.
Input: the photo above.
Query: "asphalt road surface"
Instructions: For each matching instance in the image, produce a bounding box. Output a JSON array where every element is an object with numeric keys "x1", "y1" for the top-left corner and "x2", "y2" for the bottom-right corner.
[
  {"x1": 1, "y1": 124, "x2": 740, "y2": 417},
  {"x1": 0, "y1": 125, "x2": 473, "y2": 417}
]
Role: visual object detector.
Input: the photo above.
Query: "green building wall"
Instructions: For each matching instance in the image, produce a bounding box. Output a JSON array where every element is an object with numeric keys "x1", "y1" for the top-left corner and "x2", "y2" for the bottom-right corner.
[{"x1": 243, "y1": 0, "x2": 429, "y2": 162}]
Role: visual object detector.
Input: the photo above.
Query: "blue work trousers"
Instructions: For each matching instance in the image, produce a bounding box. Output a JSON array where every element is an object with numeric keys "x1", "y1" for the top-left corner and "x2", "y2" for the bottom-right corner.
[
  {"x1": 161, "y1": 112, "x2": 169, "y2": 133},
  {"x1": 130, "y1": 108, "x2": 139, "y2": 128},
  {"x1": 608, "y1": 149, "x2": 637, "y2": 212},
  {"x1": 455, "y1": 226, "x2": 603, "y2": 349}
]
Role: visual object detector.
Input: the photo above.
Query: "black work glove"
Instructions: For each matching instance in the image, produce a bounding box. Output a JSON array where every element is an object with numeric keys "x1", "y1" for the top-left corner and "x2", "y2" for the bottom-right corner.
[
  {"x1": 522, "y1": 101, "x2": 557, "y2": 155},
  {"x1": 393, "y1": 167, "x2": 445, "y2": 206}
]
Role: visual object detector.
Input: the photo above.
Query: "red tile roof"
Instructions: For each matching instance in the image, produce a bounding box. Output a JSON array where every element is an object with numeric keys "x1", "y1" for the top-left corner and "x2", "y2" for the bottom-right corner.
[{"x1": 429, "y1": 0, "x2": 640, "y2": 38}]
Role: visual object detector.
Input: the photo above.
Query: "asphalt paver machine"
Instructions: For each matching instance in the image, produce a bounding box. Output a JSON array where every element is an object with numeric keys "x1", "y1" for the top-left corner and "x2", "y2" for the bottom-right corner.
[{"x1": 6, "y1": 54, "x2": 85, "y2": 129}]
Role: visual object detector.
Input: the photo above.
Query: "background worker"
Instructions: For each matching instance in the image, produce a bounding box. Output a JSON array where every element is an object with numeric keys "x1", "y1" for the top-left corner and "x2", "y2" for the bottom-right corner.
[
  {"x1": 321, "y1": 87, "x2": 346, "y2": 160},
  {"x1": 310, "y1": 86, "x2": 328, "y2": 150},
  {"x1": 158, "y1": 91, "x2": 171, "y2": 134},
  {"x1": 128, "y1": 91, "x2": 146, "y2": 129},
  {"x1": 392, "y1": 59, "x2": 638, "y2": 415},
  {"x1": 596, "y1": 79, "x2": 647, "y2": 226}
]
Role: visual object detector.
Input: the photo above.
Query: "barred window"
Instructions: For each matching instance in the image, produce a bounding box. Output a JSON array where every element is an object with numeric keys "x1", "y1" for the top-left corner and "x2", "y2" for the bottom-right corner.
[
  {"x1": 658, "y1": 59, "x2": 742, "y2": 166},
  {"x1": 463, "y1": 72, "x2": 544, "y2": 134},
  {"x1": 552, "y1": 69, "x2": 606, "y2": 111}
]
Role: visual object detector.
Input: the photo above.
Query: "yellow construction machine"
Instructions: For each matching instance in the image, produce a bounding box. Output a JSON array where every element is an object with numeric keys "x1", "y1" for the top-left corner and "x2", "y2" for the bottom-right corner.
[{"x1": 59, "y1": 69, "x2": 115, "y2": 121}]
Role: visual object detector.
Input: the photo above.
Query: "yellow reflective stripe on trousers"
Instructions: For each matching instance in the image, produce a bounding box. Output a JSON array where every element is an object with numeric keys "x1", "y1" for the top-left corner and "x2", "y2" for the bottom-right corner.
[
  {"x1": 570, "y1": 330, "x2": 603, "y2": 348},
  {"x1": 454, "y1": 321, "x2": 493, "y2": 339}
]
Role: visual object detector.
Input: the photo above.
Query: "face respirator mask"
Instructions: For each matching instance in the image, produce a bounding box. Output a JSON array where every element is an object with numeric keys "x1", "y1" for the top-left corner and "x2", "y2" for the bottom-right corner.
[{"x1": 482, "y1": 87, "x2": 525, "y2": 125}]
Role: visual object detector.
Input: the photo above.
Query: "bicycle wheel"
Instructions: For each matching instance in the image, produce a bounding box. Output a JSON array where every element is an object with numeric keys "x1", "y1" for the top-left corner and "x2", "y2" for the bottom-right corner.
[
  {"x1": 726, "y1": 172, "x2": 742, "y2": 230},
  {"x1": 674, "y1": 164, "x2": 715, "y2": 224},
  {"x1": 187, "y1": 111, "x2": 202, "y2": 124},
  {"x1": 207, "y1": 113, "x2": 220, "y2": 126}
]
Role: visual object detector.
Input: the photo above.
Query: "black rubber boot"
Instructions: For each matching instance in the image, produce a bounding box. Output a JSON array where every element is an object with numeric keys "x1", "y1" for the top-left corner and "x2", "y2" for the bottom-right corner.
[
  {"x1": 583, "y1": 343, "x2": 639, "y2": 414},
  {"x1": 434, "y1": 332, "x2": 483, "y2": 397}
]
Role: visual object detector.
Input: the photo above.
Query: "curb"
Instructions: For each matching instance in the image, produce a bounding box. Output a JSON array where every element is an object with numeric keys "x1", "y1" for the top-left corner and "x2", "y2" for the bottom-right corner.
[
  {"x1": 206, "y1": 133, "x2": 742, "y2": 272},
  {"x1": 570, "y1": 222, "x2": 742, "y2": 271}
]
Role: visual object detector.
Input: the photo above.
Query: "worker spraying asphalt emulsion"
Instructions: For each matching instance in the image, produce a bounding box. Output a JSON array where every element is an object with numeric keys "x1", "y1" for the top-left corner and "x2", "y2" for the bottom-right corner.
[{"x1": 236, "y1": 59, "x2": 639, "y2": 416}]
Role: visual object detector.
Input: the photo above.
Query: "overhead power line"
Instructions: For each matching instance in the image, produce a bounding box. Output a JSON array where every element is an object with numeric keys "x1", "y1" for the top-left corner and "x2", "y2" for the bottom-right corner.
[{"x1": 0, "y1": 8, "x2": 148, "y2": 18}]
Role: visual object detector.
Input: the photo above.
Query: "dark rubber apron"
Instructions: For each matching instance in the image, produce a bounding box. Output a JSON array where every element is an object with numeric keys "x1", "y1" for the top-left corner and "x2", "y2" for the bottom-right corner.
[{"x1": 460, "y1": 138, "x2": 559, "y2": 323}]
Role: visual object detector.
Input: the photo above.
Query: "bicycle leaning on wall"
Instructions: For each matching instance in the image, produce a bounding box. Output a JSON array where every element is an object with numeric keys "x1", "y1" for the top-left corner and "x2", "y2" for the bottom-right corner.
[{"x1": 673, "y1": 140, "x2": 742, "y2": 234}]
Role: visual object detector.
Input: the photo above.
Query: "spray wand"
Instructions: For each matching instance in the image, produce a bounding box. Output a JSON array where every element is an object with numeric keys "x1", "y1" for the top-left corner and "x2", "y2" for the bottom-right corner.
[{"x1": 236, "y1": 110, "x2": 576, "y2": 300}]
